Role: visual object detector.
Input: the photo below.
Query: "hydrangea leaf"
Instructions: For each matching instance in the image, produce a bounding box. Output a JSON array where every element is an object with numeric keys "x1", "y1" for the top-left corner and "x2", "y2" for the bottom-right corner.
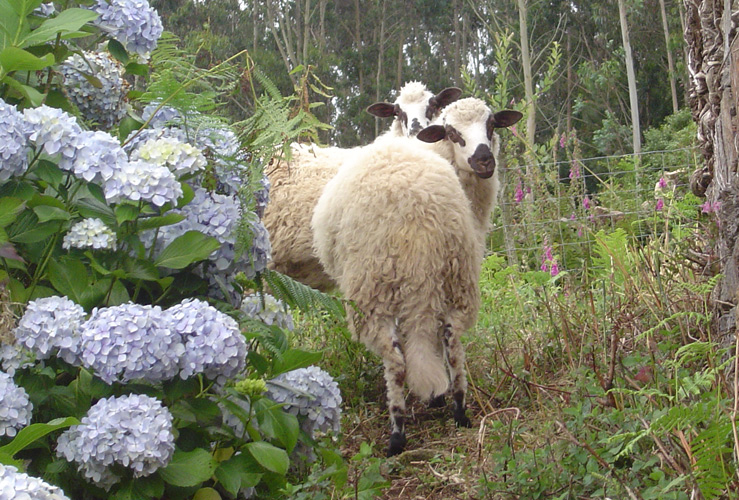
[
  {"x1": 0, "y1": 450, "x2": 23, "y2": 468},
  {"x1": 0, "y1": 46, "x2": 54, "y2": 73},
  {"x1": 215, "y1": 455, "x2": 262, "y2": 496},
  {"x1": 192, "y1": 487, "x2": 222, "y2": 500},
  {"x1": 137, "y1": 213, "x2": 185, "y2": 231},
  {"x1": 20, "y1": 8, "x2": 97, "y2": 47},
  {"x1": 33, "y1": 205, "x2": 70, "y2": 223},
  {"x1": 75, "y1": 196, "x2": 116, "y2": 227},
  {"x1": 4, "y1": 0, "x2": 42, "y2": 20},
  {"x1": 107, "y1": 38, "x2": 128, "y2": 64},
  {"x1": 254, "y1": 399, "x2": 299, "y2": 453},
  {"x1": 34, "y1": 160, "x2": 64, "y2": 190},
  {"x1": 10, "y1": 220, "x2": 59, "y2": 243},
  {"x1": 47, "y1": 258, "x2": 88, "y2": 303},
  {"x1": 115, "y1": 203, "x2": 139, "y2": 224},
  {"x1": 159, "y1": 448, "x2": 218, "y2": 487},
  {"x1": 0, "y1": 197, "x2": 25, "y2": 227},
  {"x1": 244, "y1": 441, "x2": 289, "y2": 475},
  {"x1": 272, "y1": 349, "x2": 323, "y2": 376},
  {"x1": 0, "y1": 417, "x2": 79, "y2": 458},
  {"x1": 1, "y1": 75, "x2": 42, "y2": 105},
  {"x1": 154, "y1": 230, "x2": 221, "y2": 269}
]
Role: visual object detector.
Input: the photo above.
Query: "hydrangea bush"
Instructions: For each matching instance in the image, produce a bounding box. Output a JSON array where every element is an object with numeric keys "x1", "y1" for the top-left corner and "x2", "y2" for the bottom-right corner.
[{"x1": 0, "y1": 0, "x2": 345, "y2": 497}]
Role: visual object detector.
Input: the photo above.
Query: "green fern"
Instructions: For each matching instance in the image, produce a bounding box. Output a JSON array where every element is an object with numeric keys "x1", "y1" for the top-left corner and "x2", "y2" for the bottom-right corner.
[
  {"x1": 262, "y1": 269, "x2": 345, "y2": 319},
  {"x1": 691, "y1": 419, "x2": 733, "y2": 500}
]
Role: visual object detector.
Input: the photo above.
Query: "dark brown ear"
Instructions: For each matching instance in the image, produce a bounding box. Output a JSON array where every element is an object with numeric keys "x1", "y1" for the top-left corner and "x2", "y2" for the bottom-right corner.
[
  {"x1": 490, "y1": 110, "x2": 523, "y2": 128},
  {"x1": 416, "y1": 125, "x2": 447, "y2": 143},
  {"x1": 427, "y1": 87, "x2": 462, "y2": 119},
  {"x1": 366, "y1": 102, "x2": 397, "y2": 118}
]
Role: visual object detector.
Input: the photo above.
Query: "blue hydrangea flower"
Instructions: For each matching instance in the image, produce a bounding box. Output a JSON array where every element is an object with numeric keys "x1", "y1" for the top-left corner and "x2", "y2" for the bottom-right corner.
[
  {"x1": 56, "y1": 394, "x2": 174, "y2": 489},
  {"x1": 33, "y1": 3, "x2": 56, "y2": 16},
  {"x1": 131, "y1": 137, "x2": 207, "y2": 178},
  {"x1": 243, "y1": 213, "x2": 272, "y2": 279},
  {"x1": 193, "y1": 126, "x2": 240, "y2": 159},
  {"x1": 0, "y1": 464, "x2": 71, "y2": 500},
  {"x1": 253, "y1": 174, "x2": 270, "y2": 218},
  {"x1": 266, "y1": 366, "x2": 342, "y2": 438},
  {"x1": 0, "y1": 100, "x2": 31, "y2": 182},
  {"x1": 103, "y1": 159, "x2": 183, "y2": 207},
  {"x1": 59, "y1": 51, "x2": 128, "y2": 129},
  {"x1": 141, "y1": 103, "x2": 181, "y2": 128},
  {"x1": 0, "y1": 371, "x2": 33, "y2": 437},
  {"x1": 164, "y1": 298, "x2": 246, "y2": 383},
  {"x1": 123, "y1": 126, "x2": 188, "y2": 154},
  {"x1": 240, "y1": 294, "x2": 294, "y2": 331},
  {"x1": 23, "y1": 105, "x2": 81, "y2": 171},
  {"x1": 0, "y1": 343, "x2": 34, "y2": 376},
  {"x1": 63, "y1": 218, "x2": 117, "y2": 251},
  {"x1": 77, "y1": 303, "x2": 184, "y2": 384},
  {"x1": 14, "y1": 296, "x2": 85, "y2": 364},
  {"x1": 91, "y1": 0, "x2": 163, "y2": 57},
  {"x1": 69, "y1": 130, "x2": 127, "y2": 185}
]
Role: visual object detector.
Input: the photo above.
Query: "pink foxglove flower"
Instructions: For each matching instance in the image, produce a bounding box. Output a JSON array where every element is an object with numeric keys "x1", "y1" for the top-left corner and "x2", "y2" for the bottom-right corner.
[
  {"x1": 550, "y1": 261, "x2": 560, "y2": 276},
  {"x1": 583, "y1": 196, "x2": 591, "y2": 210},
  {"x1": 515, "y1": 181, "x2": 525, "y2": 203},
  {"x1": 657, "y1": 177, "x2": 667, "y2": 189},
  {"x1": 656, "y1": 198, "x2": 664, "y2": 211}
]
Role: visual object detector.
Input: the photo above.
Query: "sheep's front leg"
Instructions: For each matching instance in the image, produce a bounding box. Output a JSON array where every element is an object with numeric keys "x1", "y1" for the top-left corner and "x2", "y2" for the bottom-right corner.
[
  {"x1": 375, "y1": 321, "x2": 408, "y2": 456},
  {"x1": 443, "y1": 323, "x2": 471, "y2": 428}
]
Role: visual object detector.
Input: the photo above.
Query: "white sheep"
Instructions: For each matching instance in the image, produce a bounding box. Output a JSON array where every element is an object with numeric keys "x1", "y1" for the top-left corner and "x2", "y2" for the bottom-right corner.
[
  {"x1": 262, "y1": 82, "x2": 462, "y2": 291},
  {"x1": 311, "y1": 98, "x2": 522, "y2": 455}
]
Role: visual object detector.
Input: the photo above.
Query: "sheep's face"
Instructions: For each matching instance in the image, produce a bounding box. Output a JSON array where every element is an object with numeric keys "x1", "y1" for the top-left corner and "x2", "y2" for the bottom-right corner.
[
  {"x1": 417, "y1": 107, "x2": 522, "y2": 179},
  {"x1": 366, "y1": 86, "x2": 462, "y2": 137}
]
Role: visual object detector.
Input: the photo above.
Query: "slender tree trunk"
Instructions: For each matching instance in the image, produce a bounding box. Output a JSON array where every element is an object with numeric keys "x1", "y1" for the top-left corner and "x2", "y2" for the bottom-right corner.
[
  {"x1": 516, "y1": 0, "x2": 536, "y2": 148},
  {"x1": 396, "y1": 29, "x2": 403, "y2": 90},
  {"x1": 354, "y1": 0, "x2": 364, "y2": 94},
  {"x1": 375, "y1": 0, "x2": 387, "y2": 137},
  {"x1": 303, "y1": 0, "x2": 311, "y2": 64},
  {"x1": 659, "y1": 0, "x2": 679, "y2": 113},
  {"x1": 453, "y1": 0, "x2": 461, "y2": 84},
  {"x1": 617, "y1": 0, "x2": 642, "y2": 192}
]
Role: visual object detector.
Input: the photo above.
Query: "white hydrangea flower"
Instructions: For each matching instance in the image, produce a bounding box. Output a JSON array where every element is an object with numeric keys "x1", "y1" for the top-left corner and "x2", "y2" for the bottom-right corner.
[
  {"x1": 131, "y1": 137, "x2": 207, "y2": 178},
  {"x1": 240, "y1": 294, "x2": 294, "y2": 331},
  {"x1": 56, "y1": 394, "x2": 174, "y2": 490},
  {"x1": 59, "y1": 51, "x2": 129, "y2": 129},
  {"x1": 0, "y1": 371, "x2": 33, "y2": 437},
  {"x1": 103, "y1": 159, "x2": 183, "y2": 207},
  {"x1": 0, "y1": 464, "x2": 71, "y2": 500},
  {"x1": 13, "y1": 296, "x2": 85, "y2": 364},
  {"x1": 63, "y1": 218, "x2": 117, "y2": 251},
  {"x1": 23, "y1": 105, "x2": 82, "y2": 170}
]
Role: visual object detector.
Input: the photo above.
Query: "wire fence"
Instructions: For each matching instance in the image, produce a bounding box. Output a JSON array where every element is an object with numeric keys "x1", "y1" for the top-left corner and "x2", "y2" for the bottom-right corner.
[{"x1": 488, "y1": 148, "x2": 705, "y2": 273}]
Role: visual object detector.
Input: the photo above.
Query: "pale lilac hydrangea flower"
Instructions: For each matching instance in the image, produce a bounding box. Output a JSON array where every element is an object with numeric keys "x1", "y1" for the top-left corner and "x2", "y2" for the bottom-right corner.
[
  {"x1": 0, "y1": 463, "x2": 71, "y2": 500},
  {"x1": 91, "y1": 0, "x2": 163, "y2": 57},
  {"x1": 266, "y1": 366, "x2": 342, "y2": 438},
  {"x1": 69, "y1": 130, "x2": 127, "y2": 184},
  {"x1": 124, "y1": 126, "x2": 188, "y2": 154},
  {"x1": 59, "y1": 51, "x2": 128, "y2": 129},
  {"x1": 142, "y1": 103, "x2": 181, "y2": 128},
  {"x1": 0, "y1": 371, "x2": 32, "y2": 437},
  {"x1": 32, "y1": 2, "x2": 56, "y2": 16},
  {"x1": 103, "y1": 159, "x2": 183, "y2": 207},
  {"x1": 243, "y1": 214, "x2": 272, "y2": 279},
  {"x1": 63, "y1": 218, "x2": 117, "y2": 251},
  {"x1": 23, "y1": 105, "x2": 82, "y2": 171},
  {"x1": 253, "y1": 175, "x2": 271, "y2": 218},
  {"x1": 14, "y1": 296, "x2": 85, "y2": 364},
  {"x1": 56, "y1": 394, "x2": 174, "y2": 490},
  {"x1": 0, "y1": 343, "x2": 34, "y2": 376},
  {"x1": 164, "y1": 298, "x2": 247, "y2": 383},
  {"x1": 240, "y1": 294, "x2": 294, "y2": 331},
  {"x1": 0, "y1": 100, "x2": 31, "y2": 182},
  {"x1": 77, "y1": 303, "x2": 184, "y2": 384},
  {"x1": 131, "y1": 137, "x2": 207, "y2": 178}
]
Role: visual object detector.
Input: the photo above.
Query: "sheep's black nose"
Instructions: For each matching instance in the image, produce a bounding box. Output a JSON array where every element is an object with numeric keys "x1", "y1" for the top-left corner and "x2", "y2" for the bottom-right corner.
[
  {"x1": 468, "y1": 144, "x2": 495, "y2": 178},
  {"x1": 409, "y1": 118, "x2": 423, "y2": 136}
]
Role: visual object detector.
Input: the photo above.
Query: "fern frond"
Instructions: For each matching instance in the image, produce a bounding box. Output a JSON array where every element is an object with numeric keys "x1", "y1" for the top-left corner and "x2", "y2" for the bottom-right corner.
[{"x1": 262, "y1": 269, "x2": 345, "y2": 319}]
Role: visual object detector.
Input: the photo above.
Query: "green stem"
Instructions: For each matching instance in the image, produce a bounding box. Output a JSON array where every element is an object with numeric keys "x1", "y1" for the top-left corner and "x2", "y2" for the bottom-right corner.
[{"x1": 28, "y1": 224, "x2": 62, "y2": 296}]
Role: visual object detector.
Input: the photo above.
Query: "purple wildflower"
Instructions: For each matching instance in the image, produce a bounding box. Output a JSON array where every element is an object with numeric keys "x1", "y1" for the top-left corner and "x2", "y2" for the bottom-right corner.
[
  {"x1": 583, "y1": 196, "x2": 591, "y2": 210},
  {"x1": 657, "y1": 177, "x2": 667, "y2": 189},
  {"x1": 515, "y1": 181, "x2": 524, "y2": 203},
  {"x1": 656, "y1": 198, "x2": 664, "y2": 211}
]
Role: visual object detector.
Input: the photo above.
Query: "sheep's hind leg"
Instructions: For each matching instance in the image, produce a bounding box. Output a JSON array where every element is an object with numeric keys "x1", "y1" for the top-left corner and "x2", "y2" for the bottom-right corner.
[
  {"x1": 375, "y1": 319, "x2": 408, "y2": 456},
  {"x1": 443, "y1": 322, "x2": 471, "y2": 428}
]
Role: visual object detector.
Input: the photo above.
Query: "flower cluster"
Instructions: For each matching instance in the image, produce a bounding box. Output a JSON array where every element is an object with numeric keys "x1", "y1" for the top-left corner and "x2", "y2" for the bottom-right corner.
[
  {"x1": 142, "y1": 103, "x2": 181, "y2": 128},
  {"x1": 78, "y1": 303, "x2": 183, "y2": 384},
  {"x1": 165, "y1": 298, "x2": 247, "y2": 383},
  {"x1": 124, "y1": 126, "x2": 188, "y2": 154},
  {"x1": 63, "y1": 218, "x2": 117, "y2": 251},
  {"x1": 59, "y1": 51, "x2": 128, "y2": 129},
  {"x1": 91, "y1": 0, "x2": 163, "y2": 57},
  {"x1": 253, "y1": 175, "x2": 271, "y2": 218},
  {"x1": 240, "y1": 294, "x2": 294, "y2": 331},
  {"x1": 0, "y1": 371, "x2": 33, "y2": 437},
  {"x1": 131, "y1": 137, "x2": 207, "y2": 178},
  {"x1": 103, "y1": 159, "x2": 183, "y2": 207},
  {"x1": 243, "y1": 214, "x2": 272, "y2": 279},
  {"x1": 69, "y1": 130, "x2": 127, "y2": 184},
  {"x1": 0, "y1": 100, "x2": 31, "y2": 182},
  {"x1": 0, "y1": 464, "x2": 71, "y2": 500},
  {"x1": 266, "y1": 366, "x2": 342, "y2": 438},
  {"x1": 56, "y1": 394, "x2": 174, "y2": 489},
  {"x1": 13, "y1": 296, "x2": 85, "y2": 363},
  {"x1": 23, "y1": 105, "x2": 81, "y2": 170},
  {"x1": 540, "y1": 244, "x2": 559, "y2": 277}
]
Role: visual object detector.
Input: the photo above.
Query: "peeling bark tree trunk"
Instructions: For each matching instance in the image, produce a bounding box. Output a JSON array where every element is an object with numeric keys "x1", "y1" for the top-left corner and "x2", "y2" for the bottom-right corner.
[{"x1": 684, "y1": 0, "x2": 739, "y2": 346}]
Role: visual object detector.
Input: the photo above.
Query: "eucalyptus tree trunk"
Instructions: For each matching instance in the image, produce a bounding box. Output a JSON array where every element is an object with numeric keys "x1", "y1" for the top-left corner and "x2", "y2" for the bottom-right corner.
[
  {"x1": 374, "y1": 0, "x2": 386, "y2": 137},
  {"x1": 617, "y1": 0, "x2": 642, "y2": 193},
  {"x1": 660, "y1": 0, "x2": 680, "y2": 113},
  {"x1": 516, "y1": 0, "x2": 535, "y2": 148},
  {"x1": 684, "y1": 0, "x2": 739, "y2": 349}
]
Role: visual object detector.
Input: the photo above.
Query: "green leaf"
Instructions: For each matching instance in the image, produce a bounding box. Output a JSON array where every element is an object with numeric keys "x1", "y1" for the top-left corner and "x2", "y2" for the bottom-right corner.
[
  {"x1": 193, "y1": 487, "x2": 221, "y2": 500},
  {"x1": 118, "y1": 116, "x2": 143, "y2": 143},
  {"x1": 33, "y1": 205, "x2": 70, "y2": 222},
  {"x1": 138, "y1": 213, "x2": 185, "y2": 231},
  {"x1": 75, "y1": 196, "x2": 116, "y2": 227},
  {"x1": 0, "y1": 450, "x2": 24, "y2": 468},
  {"x1": 215, "y1": 454, "x2": 262, "y2": 496},
  {"x1": 0, "y1": 46, "x2": 53, "y2": 72},
  {"x1": 244, "y1": 441, "x2": 289, "y2": 475},
  {"x1": 1, "y1": 75, "x2": 43, "y2": 105},
  {"x1": 20, "y1": 8, "x2": 97, "y2": 47},
  {"x1": 125, "y1": 61, "x2": 148, "y2": 76},
  {"x1": 154, "y1": 230, "x2": 220, "y2": 269},
  {"x1": 107, "y1": 38, "x2": 128, "y2": 64},
  {"x1": 159, "y1": 449, "x2": 218, "y2": 487},
  {"x1": 0, "y1": 197, "x2": 25, "y2": 227},
  {"x1": 0, "y1": 417, "x2": 79, "y2": 458},
  {"x1": 123, "y1": 258, "x2": 159, "y2": 281},
  {"x1": 6, "y1": 0, "x2": 43, "y2": 19},
  {"x1": 255, "y1": 401, "x2": 299, "y2": 453},
  {"x1": 115, "y1": 203, "x2": 140, "y2": 224},
  {"x1": 47, "y1": 258, "x2": 88, "y2": 303},
  {"x1": 272, "y1": 349, "x2": 323, "y2": 376},
  {"x1": 10, "y1": 220, "x2": 59, "y2": 243},
  {"x1": 34, "y1": 160, "x2": 64, "y2": 189}
]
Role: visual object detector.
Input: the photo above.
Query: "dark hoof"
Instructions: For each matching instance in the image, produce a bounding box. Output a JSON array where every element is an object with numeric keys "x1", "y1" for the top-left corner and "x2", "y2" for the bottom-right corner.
[
  {"x1": 387, "y1": 432, "x2": 407, "y2": 457},
  {"x1": 428, "y1": 395, "x2": 446, "y2": 408},
  {"x1": 454, "y1": 410, "x2": 472, "y2": 428}
]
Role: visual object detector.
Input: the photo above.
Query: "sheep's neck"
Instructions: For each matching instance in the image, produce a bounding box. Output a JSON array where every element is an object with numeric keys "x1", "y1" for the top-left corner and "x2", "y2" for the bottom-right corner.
[{"x1": 456, "y1": 169, "x2": 496, "y2": 234}]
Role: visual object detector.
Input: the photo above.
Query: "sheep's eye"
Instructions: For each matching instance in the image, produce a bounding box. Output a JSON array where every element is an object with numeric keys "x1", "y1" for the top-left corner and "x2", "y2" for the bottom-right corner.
[
  {"x1": 445, "y1": 125, "x2": 466, "y2": 147},
  {"x1": 426, "y1": 97, "x2": 438, "y2": 120},
  {"x1": 486, "y1": 114, "x2": 495, "y2": 140}
]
